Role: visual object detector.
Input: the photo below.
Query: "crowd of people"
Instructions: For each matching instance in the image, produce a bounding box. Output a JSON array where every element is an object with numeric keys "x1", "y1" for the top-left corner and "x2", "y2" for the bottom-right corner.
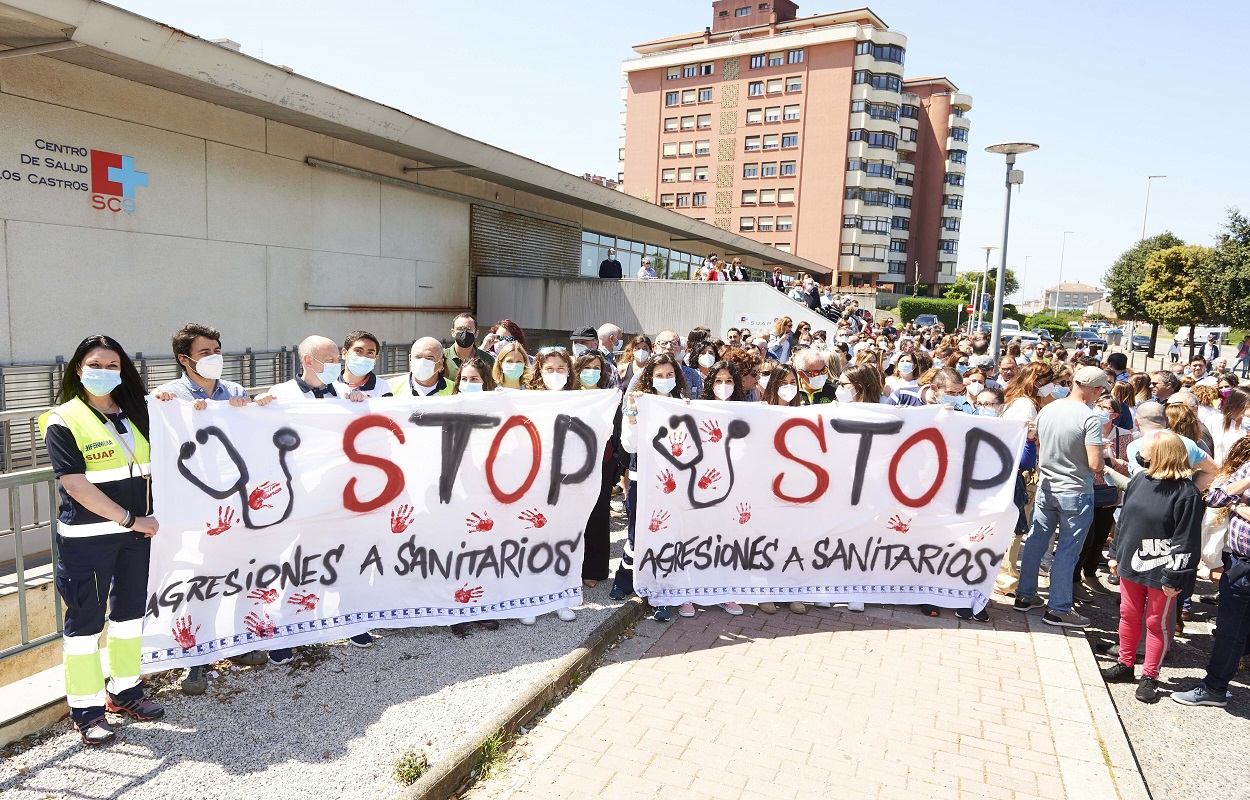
[{"x1": 39, "y1": 300, "x2": 1250, "y2": 745}]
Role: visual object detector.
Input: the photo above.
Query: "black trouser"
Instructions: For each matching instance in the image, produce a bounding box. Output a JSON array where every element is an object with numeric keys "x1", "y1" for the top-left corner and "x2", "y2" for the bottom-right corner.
[
  {"x1": 610, "y1": 479, "x2": 638, "y2": 596},
  {"x1": 582, "y1": 464, "x2": 615, "y2": 581},
  {"x1": 1074, "y1": 505, "x2": 1116, "y2": 583},
  {"x1": 1202, "y1": 553, "x2": 1250, "y2": 693}
]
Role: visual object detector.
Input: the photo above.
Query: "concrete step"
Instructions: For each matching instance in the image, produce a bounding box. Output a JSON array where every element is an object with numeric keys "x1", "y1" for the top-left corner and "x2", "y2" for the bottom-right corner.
[{"x1": 0, "y1": 663, "x2": 65, "y2": 747}]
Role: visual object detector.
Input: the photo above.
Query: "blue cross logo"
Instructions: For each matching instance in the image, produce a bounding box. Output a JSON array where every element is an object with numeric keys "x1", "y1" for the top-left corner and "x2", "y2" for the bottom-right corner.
[{"x1": 107, "y1": 156, "x2": 148, "y2": 199}]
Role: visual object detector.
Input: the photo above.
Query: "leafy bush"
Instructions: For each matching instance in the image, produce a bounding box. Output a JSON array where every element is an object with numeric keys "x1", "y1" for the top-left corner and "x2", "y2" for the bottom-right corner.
[
  {"x1": 897, "y1": 298, "x2": 967, "y2": 329},
  {"x1": 393, "y1": 748, "x2": 429, "y2": 786},
  {"x1": 1025, "y1": 315, "x2": 1070, "y2": 338}
]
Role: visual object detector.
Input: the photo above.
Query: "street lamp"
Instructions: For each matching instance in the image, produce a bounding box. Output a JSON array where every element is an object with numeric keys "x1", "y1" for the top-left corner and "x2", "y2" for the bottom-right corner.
[
  {"x1": 1053, "y1": 230, "x2": 1074, "y2": 318},
  {"x1": 984, "y1": 142, "x2": 1039, "y2": 363},
  {"x1": 1141, "y1": 175, "x2": 1166, "y2": 241},
  {"x1": 977, "y1": 245, "x2": 998, "y2": 331}
]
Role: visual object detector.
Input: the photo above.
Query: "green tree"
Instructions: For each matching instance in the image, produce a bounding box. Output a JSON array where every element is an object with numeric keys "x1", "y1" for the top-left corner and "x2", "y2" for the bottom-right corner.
[
  {"x1": 1140, "y1": 244, "x2": 1212, "y2": 361},
  {"x1": 1103, "y1": 231, "x2": 1185, "y2": 357},
  {"x1": 942, "y1": 267, "x2": 1019, "y2": 304},
  {"x1": 1194, "y1": 208, "x2": 1250, "y2": 331}
]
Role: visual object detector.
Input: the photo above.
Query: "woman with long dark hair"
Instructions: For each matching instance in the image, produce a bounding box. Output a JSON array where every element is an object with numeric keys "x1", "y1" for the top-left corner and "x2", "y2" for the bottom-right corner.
[
  {"x1": 573, "y1": 351, "x2": 622, "y2": 588},
  {"x1": 37, "y1": 335, "x2": 163, "y2": 745}
]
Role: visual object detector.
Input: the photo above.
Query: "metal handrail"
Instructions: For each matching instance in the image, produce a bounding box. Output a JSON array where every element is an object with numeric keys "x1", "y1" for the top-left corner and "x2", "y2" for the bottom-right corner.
[{"x1": 0, "y1": 466, "x2": 61, "y2": 663}]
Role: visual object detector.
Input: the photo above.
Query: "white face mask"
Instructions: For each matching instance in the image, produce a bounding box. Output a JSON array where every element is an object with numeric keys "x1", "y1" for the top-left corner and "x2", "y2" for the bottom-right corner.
[
  {"x1": 835, "y1": 385, "x2": 857, "y2": 403},
  {"x1": 713, "y1": 383, "x2": 734, "y2": 400},
  {"x1": 966, "y1": 382, "x2": 984, "y2": 397},
  {"x1": 758, "y1": 375, "x2": 770, "y2": 390},
  {"x1": 1036, "y1": 383, "x2": 1054, "y2": 398},
  {"x1": 572, "y1": 343, "x2": 590, "y2": 357},
  {"x1": 346, "y1": 354, "x2": 375, "y2": 377},
  {"x1": 898, "y1": 361, "x2": 914, "y2": 375},
  {"x1": 458, "y1": 381, "x2": 484, "y2": 393},
  {"x1": 807, "y1": 374, "x2": 827, "y2": 391},
  {"x1": 631, "y1": 348, "x2": 651, "y2": 366},
  {"x1": 777, "y1": 384, "x2": 799, "y2": 403},
  {"x1": 191, "y1": 353, "x2": 224, "y2": 381},
  {"x1": 412, "y1": 357, "x2": 438, "y2": 381},
  {"x1": 541, "y1": 371, "x2": 568, "y2": 390},
  {"x1": 698, "y1": 353, "x2": 716, "y2": 369}
]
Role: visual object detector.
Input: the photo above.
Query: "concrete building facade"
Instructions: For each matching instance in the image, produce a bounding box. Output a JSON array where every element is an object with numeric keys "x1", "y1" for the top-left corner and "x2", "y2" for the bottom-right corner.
[
  {"x1": 619, "y1": 2, "x2": 971, "y2": 292},
  {"x1": 1044, "y1": 283, "x2": 1105, "y2": 313}
]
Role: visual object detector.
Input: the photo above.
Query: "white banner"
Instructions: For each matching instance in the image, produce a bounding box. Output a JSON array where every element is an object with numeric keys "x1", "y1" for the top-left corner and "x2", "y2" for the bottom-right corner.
[
  {"x1": 633, "y1": 396, "x2": 1027, "y2": 610},
  {"x1": 141, "y1": 391, "x2": 618, "y2": 673}
]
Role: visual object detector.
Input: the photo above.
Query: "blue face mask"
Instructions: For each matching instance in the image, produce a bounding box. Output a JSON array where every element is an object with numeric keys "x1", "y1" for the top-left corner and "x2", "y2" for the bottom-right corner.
[
  {"x1": 955, "y1": 364, "x2": 969, "y2": 375},
  {"x1": 976, "y1": 407, "x2": 999, "y2": 418},
  {"x1": 458, "y1": 381, "x2": 484, "y2": 393},
  {"x1": 346, "y1": 354, "x2": 375, "y2": 376},
  {"x1": 313, "y1": 357, "x2": 341, "y2": 386},
  {"x1": 1051, "y1": 386, "x2": 1070, "y2": 400},
  {"x1": 80, "y1": 367, "x2": 123, "y2": 397},
  {"x1": 652, "y1": 376, "x2": 677, "y2": 395},
  {"x1": 579, "y1": 369, "x2": 601, "y2": 387},
  {"x1": 502, "y1": 362, "x2": 525, "y2": 380},
  {"x1": 1094, "y1": 409, "x2": 1111, "y2": 425}
]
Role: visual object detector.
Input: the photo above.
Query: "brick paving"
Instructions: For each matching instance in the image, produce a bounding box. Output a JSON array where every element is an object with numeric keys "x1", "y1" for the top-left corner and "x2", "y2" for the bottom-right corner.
[{"x1": 469, "y1": 599, "x2": 1148, "y2": 800}]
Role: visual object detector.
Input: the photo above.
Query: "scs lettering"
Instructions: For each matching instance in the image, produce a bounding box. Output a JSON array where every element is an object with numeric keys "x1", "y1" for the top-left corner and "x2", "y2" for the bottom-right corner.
[{"x1": 89, "y1": 150, "x2": 148, "y2": 215}]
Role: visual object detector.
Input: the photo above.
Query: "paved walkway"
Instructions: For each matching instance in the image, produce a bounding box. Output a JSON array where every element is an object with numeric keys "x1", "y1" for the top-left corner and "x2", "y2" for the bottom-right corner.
[{"x1": 469, "y1": 599, "x2": 1150, "y2": 800}]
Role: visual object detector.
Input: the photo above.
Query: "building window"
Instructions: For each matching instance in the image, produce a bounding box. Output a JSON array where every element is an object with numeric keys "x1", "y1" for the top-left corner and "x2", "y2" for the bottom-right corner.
[
  {"x1": 843, "y1": 214, "x2": 861, "y2": 228},
  {"x1": 783, "y1": 104, "x2": 800, "y2": 120},
  {"x1": 763, "y1": 133, "x2": 779, "y2": 150},
  {"x1": 697, "y1": 114, "x2": 712, "y2": 129},
  {"x1": 863, "y1": 216, "x2": 890, "y2": 235},
  {"x1": 750, "y1": 54, "x2": 767, "y2": 69},
  {"x1": 855, "y1": 41, "x2": 871, "y2": 56},
  {"x1": 681, "y1": 116, "x2": 695, "y2": 130},
  {"x1": 768, "y1": 52, "x2": 784, "y2": 67},
  {"x1": 664, "y1": 117, "x2": 678, "y2": 132},
  {"x1": 842, "y1": 244, "x2": 859, "y2": 256},
  {"x1": 892, "y1": 216, "x2": 909, "y2": 230},
  {"x1": 940, "y1": 239, "x2": 959, "y2": 253},
  {"x1": 852, "y1": 71, "x2": 902, "y2": 92},
  {"x1": 888, "y1": 261, "x2": 906, "y2": 274},
  {"x1": 662, "y1": 142, "x2": 677, "y2": 157},
  {"x1": 667, "y1": 67, "x2": 680, "y2": 81},
  {"x1": 661, "y1": 194, "x2": 675, "y2": 207},
  {"x1": 683, "y1": 65, "x2": 698, "y2": 78},
  {"x1": 900, "y1": 127, "x2": 917, "y2": 142},
  {"x1": 761, "y1": 161, "x2": 778, "y2": 177},
  {"x1": 695, "y1": 139, "x2": 710, "y2": 155},
  {"x1": 701, "y1": 62, "x2": 714, "y2": 76},
  {"x1": 740, "y1": 216, "x2": 755, "y2": 231},
  {"x1": 953, "y1": 107, "x2": 964, "y2": 117},
  {"x1": 889, "y1": 239, "x2": 907, "y2": 253},
  {"x1": 682, "y1": 89, "x2": 697, "y2": 104},
  {"x1": 749, "y1": 81, "x2": 764, "y2": 96},
  {"x1": 678, "y1": 167, "x2": 692, "y2": 181},
  {"x1": 676, "y1": 193, "x2": 691, "y2": 207},
  {"x1": 758, "y1": 216, "x2": 774, "y2": 231},
  {"x1": 735, "y1": 6, "x2": 751, "y2": 16},
  {"x1": 695, "y1": 166, "x2": 709, "y2": 181},
  {"x1": 849, "y1": 129, "x2": 864, "y2": 141},
  {"x1": 760, "y1": 188, "x2": 776, "y2": 203},
  {"x1": 945, "y1": 173, "x2": 966, "y2": 186},
  {"x1": 780, "y1": 160, "x2": 796, "y2": 176},
  {"x1": 618, "y1": 147, "x2": 625, "y2": 161},
  {"x1": 862, "y1": 246, "x2": 886, "y2": 262},
  {"x1": 949, "y1": 149, "x2": 968, "y2": 164},
  {"x1": 665, "y1": 92, "x2": 679, "y2": 106},
  {"x1": 861, "y1": 161, "x2": 893, "y2": 178},
  {"x1": 894, "y1": 194, "x2": 912, "y2": 209},
  {"x1": 699, "y1": 87, "x2": 713, "y2": 102},
  {"x1": 945, "y1": 195, "x2": 962, "y2": 209},
  {"x1": 866, "y1": 132, "x2": 896, "y2": 149},
  {"x1": 679, "y1": 141, "x2": 694, "y2": 156},
  {"x1": 743, "y1": 163, "x2": 759, "y2": 178},
  {"x1": 900, "y1": 104, "x2": 920, "y2": 119},
  {"x1": 942, "y1": 217, "x2": 961, "y2": 231},
  {"x1": 787, "y1": 49, "x2": 804, "y2": 64},
  {"x1": 781, "y1": 132, "x2": 798, "y2": 148},
  {"x1": 871, "y1": 44, "x2": 905, "y2": 64},
  {"x1": 775, "y1": 242, "x2": 791, "y2": 253},
  {"x1": 746, "y1": 108, "x2": 762, "y2": 124},
  {"x1": 951, "y1": 127, "x2": 968, "y2": 142},
  {"x1": 777, "y1": 215, "x2": 793, "y2": 231},
  {"x1": 778, "y1": 188, "x2": 794, "y2": 203},
  {"x1": 662, "y1": 168, "x2": 676, "y2": 183},
  {"x1": 741, "y1": 190, "x2": 757, "y2": 205},
  {"x1": 766, "y1": 78, "x2": 783, "y2": 93},
  {"x1": 765, "y1": 106, "x2": 781, "y2": 122},
  {"x1": 744, "y1": 135, "x2": 761, "y2": 151},
  {"x1": 786, "y1": 75, "x2": 802, "y2": 92},
  {"x1": 693, "y1": 192, "x2": 707, "y2": 206}
]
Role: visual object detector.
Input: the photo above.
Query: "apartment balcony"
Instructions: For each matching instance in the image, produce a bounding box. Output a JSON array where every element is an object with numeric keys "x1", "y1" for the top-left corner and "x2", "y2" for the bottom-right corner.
[
  {"x1": 951, "y1": 93, "x2": 974, "y2": 112},
  {"x1": 849, "y1": 112, "x2": 903, "y2": 134},
  {"x1": 897, "y1": 137, "x2": 916, "y2": 153},
  {"x1": 946, "y1": 159, "x2": 967, "y2": 175},
  {"x1": 845, "y1": 172, "x2": 897, "y2": 193},
  {"x1": 898, "y1": 114, "x2": 919, "y2": 131},
  {"x1": 850, "y1": 84, "x2": 904, "y2": 106},
  {"x1": 619, "y1": 110, "x2": 627, "y2": 128},
  {"x1": 936, "y1": 265, "x2": 958, "y2": 285},
  {"x1": 942, "y1": 202, "x2": 963, "y2": 219},
  {"x1": 949, "y1": 114, "x2": 971, "y2": 130},
  {"x1": 946, "y1": 135, "x2": 970, "y2": 151},
  {"x1": 846, "y1": 140, "x2": 899, "y2": 162},
  {"x1": 870, "y1": 29, "x2": 909, "y2": 49},
  {"x1": 891, "y1": 205, "x2": 911, "y2": 219},
  {"x1": 619, "y1": 86, "x2": 628, "y2": 102},
  {"x1": 842, "y1": 229, "x2": 891, "y2": 249},
  {"x1": 938, "y1": 249, "x2": 959, "y2": 263},
  {"x1": 944, "y1": 180, "x2": 965, "y2": 196}
]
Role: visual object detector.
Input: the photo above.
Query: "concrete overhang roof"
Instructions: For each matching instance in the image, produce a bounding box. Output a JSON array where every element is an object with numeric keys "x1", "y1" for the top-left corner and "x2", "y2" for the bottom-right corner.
[{"x1": 0, "y1": 0, "x2": 833, "y2": 275}]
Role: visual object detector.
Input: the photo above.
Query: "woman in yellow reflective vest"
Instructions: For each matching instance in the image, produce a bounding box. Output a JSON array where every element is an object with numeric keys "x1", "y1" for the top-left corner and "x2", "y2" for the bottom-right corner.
[{"x1": 38, "y1": 335, "x2": 162, "y2": 745}]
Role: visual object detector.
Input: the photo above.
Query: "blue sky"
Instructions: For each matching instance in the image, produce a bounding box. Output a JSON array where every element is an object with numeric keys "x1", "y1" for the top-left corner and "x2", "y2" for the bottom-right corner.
[{"x1": 113, "y1": 0, "x2": 1249, "y2": 302}]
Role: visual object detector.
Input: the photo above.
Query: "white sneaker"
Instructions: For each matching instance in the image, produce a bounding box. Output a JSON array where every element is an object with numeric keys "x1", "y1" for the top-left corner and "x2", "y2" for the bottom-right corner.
[
  {"x1": 520, "y1": 616, "x2": 536, "y2": 626},
  {"x1": 556, "y1": 607, "x2": 576, "y2": 622},
  {"x1": 847, "y1": 602, "x2": 865, "y2": 612}
]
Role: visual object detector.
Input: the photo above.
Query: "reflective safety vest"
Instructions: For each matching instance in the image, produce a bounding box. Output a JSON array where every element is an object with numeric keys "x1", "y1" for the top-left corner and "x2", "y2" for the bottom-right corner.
[{"x1": 39, "y1": 397, "x2": 151, "y2": 537}]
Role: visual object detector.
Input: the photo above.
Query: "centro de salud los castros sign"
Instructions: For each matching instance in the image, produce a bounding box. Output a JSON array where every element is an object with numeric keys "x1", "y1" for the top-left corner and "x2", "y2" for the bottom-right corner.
[{"x1": 2, "y1": 138, "x2": 148, "y2": 214}]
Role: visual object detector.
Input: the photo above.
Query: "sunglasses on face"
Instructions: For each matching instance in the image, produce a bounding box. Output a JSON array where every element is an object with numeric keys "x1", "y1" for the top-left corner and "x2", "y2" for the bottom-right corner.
[
  {"x1": 799, "y1": 368, "x2": 827, "y2": 378},
  {"x1": 497, "y1": 335, "x2": 516, "y2": 343}
]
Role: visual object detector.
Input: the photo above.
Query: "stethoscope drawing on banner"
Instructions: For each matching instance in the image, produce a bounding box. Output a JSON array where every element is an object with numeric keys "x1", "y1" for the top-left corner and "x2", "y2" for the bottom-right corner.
[{"x1": 176, "y1": 425, "x2": 301, "y2": 529}]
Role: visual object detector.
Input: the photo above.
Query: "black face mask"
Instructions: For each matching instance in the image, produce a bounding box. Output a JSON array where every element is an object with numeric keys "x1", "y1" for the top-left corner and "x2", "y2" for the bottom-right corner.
[
  {"x1": 1135, "y1": 454, "x2": 1151, "y2": 469},
  {"x1": 454, "y1": 330, "x2": 476, "y2": 348}
]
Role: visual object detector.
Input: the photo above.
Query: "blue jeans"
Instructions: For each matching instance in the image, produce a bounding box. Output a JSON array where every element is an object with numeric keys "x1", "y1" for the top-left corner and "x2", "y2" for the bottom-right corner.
[
  {"x1": 1017, "y1": 487, "x2": 1094, "y2": 615},
  {"x1": 1202, "y1": 553, "x2": 1250, "y2": 693},
  {"x1": 1235, "y1": 355, "x2": 1250, "y2": 379}
]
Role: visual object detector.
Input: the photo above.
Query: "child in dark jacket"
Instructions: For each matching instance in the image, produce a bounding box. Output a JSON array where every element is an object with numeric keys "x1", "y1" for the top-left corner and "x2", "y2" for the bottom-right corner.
[{"x1": 1102, "y1": 431, "x2": 1203, "y2": 703}]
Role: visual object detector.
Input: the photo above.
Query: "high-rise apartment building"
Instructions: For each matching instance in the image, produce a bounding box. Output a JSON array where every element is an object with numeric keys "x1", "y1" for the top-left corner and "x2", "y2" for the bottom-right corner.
[{"x1": 620, "y1": 2, "x2": 972, "y2": 292}]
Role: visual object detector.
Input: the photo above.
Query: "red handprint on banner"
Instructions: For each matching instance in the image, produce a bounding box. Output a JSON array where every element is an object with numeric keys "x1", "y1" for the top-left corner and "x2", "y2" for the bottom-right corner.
[
  {"x1": 288, "y1": 592, "x2": 318, "y2": 612},
  {"x1": 244, "y1": 611, "x2": 276, "y2": 638},
  {"x1": 205, "y1": 506, "x2": 236, "y2": 536},
  {"x1": 648, "y1": 510, "x2": 670, "y2": 532},
  {"x1": 465, "y1": 512, "x2": 494, "y2": 533},
  {"x1": 390, "y1": 504, "x2": 414, "y2": 534},
  {"x1": 656, "y1": 469, "x2": 676, "y2": 494},
  {"x1": 248, "y1": 481, "x2": 281, "y2": 510},
  {"x1": 247, "y1": 588, "x2": 279, "y2": 605},
  {"x1": 735, "y1": 502, "x2": 752, "y2": 525},
  {"x1": 668, "y1": 430, "x2": 688, "y2": 457},
  {"x1": 518, "y1": 509, "x2": 547, "y2": 529},
  {"x1": 968, "y1": 525, "x2": 992, "y2": 543},
  {"x1": 454, "y1": 584, "x2": 484, "y2": 604},
  {"x1": 700, "y1": 420, "x2": 723, "y2": 443},
  {"x1": 886, "y1": 514, "x2": 912, "y2": 534},
  {"x1": 697, "y1": 468, "x2": 722, "y2": 489},
  {"x1": 171, "y1": 615, "x2": 200, "y2": 650}
]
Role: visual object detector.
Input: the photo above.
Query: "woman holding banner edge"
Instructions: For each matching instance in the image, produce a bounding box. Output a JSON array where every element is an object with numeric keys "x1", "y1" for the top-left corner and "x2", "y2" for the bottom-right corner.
[{"x1": 39, "y1": 335, "x2": 164, "y2": 745}]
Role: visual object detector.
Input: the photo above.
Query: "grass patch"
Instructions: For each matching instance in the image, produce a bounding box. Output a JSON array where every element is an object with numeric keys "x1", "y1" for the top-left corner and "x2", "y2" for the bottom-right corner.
[
  {"x1": 393, "y1": 747, "x2": 429, "y2": 786},
  {"x1": 472, "y1": 730, "x2": 508, "y2": 781}
]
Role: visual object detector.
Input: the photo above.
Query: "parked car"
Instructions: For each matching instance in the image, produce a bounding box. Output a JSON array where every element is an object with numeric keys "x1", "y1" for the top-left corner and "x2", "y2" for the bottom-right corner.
[
  {"x1": 1181, "y1": 326, "x2": 1231, "y2": 346},
  {"x1": 1130, "y1": 334, "x2": 1152, "y2": 352},
  {"x1": 1060, "y1": 328, "x2": 1108, "y2": 348},
  {"x1": 1031, "y1": 328, "x2": 1054, "y2": 342},
  {"x1": 913, "y1": 314, "x2": 940, "y2": 328}
]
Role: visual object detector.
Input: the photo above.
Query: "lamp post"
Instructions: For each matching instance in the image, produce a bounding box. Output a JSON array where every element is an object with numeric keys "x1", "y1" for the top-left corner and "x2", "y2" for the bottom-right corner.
[
  {"x1": 977, "y1": 245, "x2": 998, "y2": 331},
  {"x1": 1141, "y1": 175, "x2": 1166, "y2": 241},
  {"x1": 984, "y1": 142, "x2": 1040, "y2": 363},
  {"x1": 1052, "y1": 230, "x2": 1074, "y2": 318}
]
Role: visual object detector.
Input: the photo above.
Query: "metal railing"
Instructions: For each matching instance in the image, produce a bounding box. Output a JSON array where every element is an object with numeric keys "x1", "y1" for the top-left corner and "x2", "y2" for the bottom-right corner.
[{"x1": 0, "y1": 467, "x2": 62, "y2": 662}]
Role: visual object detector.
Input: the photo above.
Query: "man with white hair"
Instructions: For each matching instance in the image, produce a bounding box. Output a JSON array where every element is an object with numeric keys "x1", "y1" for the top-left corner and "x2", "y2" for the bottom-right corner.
[
  {"x1": 390, "y1": 337, "x2": 454, "y2": 397},
  {"x1": 794, "y1": 348, "x2": 836, "y2": 405},
  {"x1": 596, "y1": 323, "x2": 623, "y2": 388}
]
